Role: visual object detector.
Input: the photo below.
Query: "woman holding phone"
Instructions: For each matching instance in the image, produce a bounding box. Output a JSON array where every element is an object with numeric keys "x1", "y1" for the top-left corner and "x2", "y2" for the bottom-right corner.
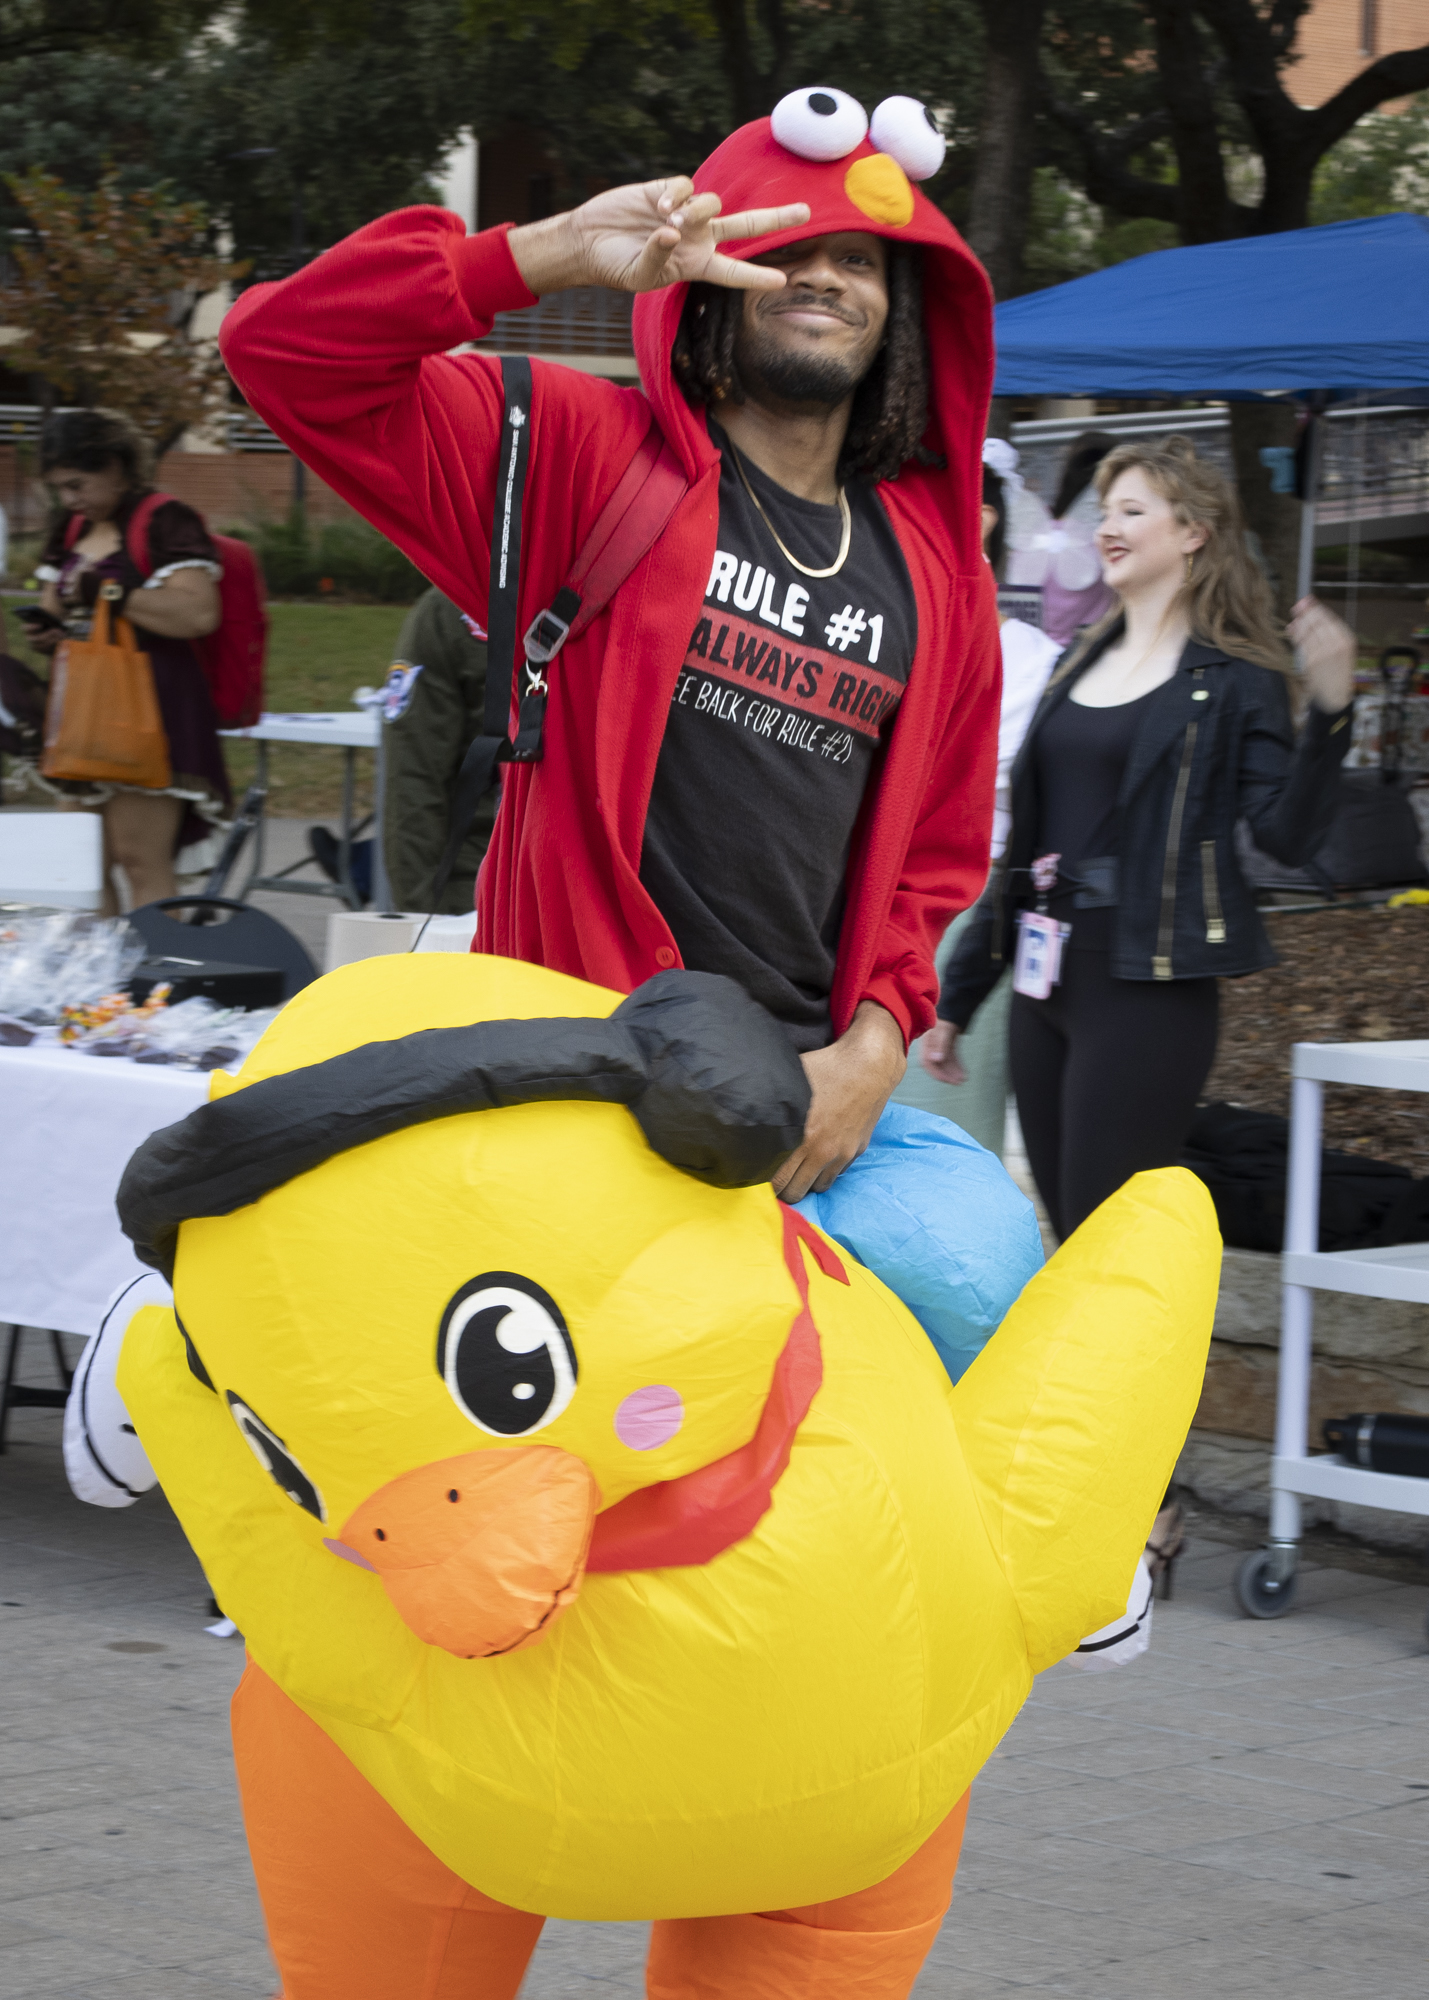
[{"x1": 28, "y1": 409, "x2": 230, "y2": 913}]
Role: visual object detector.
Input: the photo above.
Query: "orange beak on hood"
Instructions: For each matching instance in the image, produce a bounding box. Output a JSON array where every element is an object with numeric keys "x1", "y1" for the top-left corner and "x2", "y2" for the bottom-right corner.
[{"x1": 332, "y1": 1447, "x2": 600, "y2": 1658}]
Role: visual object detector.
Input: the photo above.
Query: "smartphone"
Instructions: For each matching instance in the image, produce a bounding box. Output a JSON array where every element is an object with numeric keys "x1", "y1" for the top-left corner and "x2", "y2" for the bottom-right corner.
[{"x1": 16, "y1": 605, "x2": 63, "y2": 633}]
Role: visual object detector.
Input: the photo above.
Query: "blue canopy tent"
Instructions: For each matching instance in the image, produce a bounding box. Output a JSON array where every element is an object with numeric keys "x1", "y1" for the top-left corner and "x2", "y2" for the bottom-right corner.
[
  {"x1": 992, "y1": 212, "x2": 1429, "y2": 597},
  {"x1": 992, "y1": 212, "x2": 1429, "y2": 404}
]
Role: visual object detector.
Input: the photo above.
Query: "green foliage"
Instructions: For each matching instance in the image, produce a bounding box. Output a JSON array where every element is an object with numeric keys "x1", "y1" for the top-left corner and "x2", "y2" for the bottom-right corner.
[
  {"x1": 1019, "y1": 167, "x2": 1178, "y2": 291},
  {"x1": 0, "y1": 0, "x2": 212, "y2": 64},
  {"x1": 0, "y1": 3, "x2": 480, "y2": 275},
  {"x1": 314, "y1": 519, "x2": 428, "y2": 604},
  {"x1": 236, "y1": 511, "x2": 428, "y2": 604},
  {"x1": 464, "y1": 0, "x2": 709, "y2": 73},
  {"x1": 1311, "y1": 96, "x2": 1429, "y2": 226},
  {"x1": 458, "y1": 1, "x2": 982, "y2": 213},
  {"x1": 0, "y1": 2, "x2": 985, "y2": 272}
]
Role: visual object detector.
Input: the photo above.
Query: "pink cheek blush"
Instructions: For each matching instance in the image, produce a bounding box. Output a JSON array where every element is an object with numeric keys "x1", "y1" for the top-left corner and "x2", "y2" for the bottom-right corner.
[
  {"x1": 324, "y1": 1538, "x2": 377, "y2": 1572},
  {"x1": 614, "y1": 1386, "x2": 684, "y2": 1451}
]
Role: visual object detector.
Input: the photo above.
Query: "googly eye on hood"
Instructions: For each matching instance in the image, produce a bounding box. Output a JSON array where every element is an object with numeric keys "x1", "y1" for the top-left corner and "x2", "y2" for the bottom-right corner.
[
  {"x1": 770, "y1": 87, "x2": 946, "y2": 181},
  {"x1": 770, "y1": 87, "x2": 868, "y2": 162},
  {"x1": 869, "y1": 96, "x2": 947, "y2": 182}
]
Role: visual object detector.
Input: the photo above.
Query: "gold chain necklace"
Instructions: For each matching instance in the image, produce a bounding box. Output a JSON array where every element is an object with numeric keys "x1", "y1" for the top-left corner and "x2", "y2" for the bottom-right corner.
[{"x1": 727, "y1": 439, "x2": 852, "y2": 581}]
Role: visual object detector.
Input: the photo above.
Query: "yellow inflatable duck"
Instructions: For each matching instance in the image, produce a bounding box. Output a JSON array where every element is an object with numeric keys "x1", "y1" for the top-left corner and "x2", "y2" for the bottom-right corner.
[{"x1": 115, "y1": 953, "x2": 1217, "y2": 1926}]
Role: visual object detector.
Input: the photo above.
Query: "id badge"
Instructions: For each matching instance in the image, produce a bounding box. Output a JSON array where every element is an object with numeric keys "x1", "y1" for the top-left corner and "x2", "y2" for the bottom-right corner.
[{"x1": 1013, "y1": 910, "x2": 1070, "y2": 999}]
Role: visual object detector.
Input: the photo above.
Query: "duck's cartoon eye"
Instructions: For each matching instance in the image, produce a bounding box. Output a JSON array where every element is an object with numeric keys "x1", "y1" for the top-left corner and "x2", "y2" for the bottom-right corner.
[
  {"x1": 437, "y1": 1272, "x2": 578, "y2": 1438},
  {"x1": 869, "y1": 96, "x2": 946, "y2": 181},
  {"x1": 771, "y1": 87, "x2": 868, "y2": 163},
  {"x1": 226, "y1": 1393, "x2": 326, "y2": 1521}
]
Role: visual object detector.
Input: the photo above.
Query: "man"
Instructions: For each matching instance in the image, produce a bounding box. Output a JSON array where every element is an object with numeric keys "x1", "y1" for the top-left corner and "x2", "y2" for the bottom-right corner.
[
  {"x1": 217, "y1": 109, "x2": 1009, "y2": 1994},
  {"x1": 221, "y1": 111, "x2": 1000, "y2": 1205},
  {"x1": 380, "y1": 586, "x2": 493, "y2": 913},
  {"x1": 309, "y1": 588, "x2": 491, "y2": 910}
]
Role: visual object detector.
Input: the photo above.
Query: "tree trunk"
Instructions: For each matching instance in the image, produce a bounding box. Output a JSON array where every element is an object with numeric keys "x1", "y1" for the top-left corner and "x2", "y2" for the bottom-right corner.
[
  {"x1": 965, "y1": 0, "x2": 1047, "y2": 298},
  {"x1": 1146, "y1": 0, "x2": 1235, "y2": 243},
  {"x1": 1227, "y1": 402, "x2": 1303, "y2": 620},
  {"x1": 1254, "y1": 144, "x2": 1316, "y2": 235},
  {"x1": 708, "y1": 0, "x2": 768, "y2": 126}
]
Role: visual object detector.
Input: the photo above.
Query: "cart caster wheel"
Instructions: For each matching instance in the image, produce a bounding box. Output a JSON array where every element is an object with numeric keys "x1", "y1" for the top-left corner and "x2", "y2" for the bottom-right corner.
[{"x1": 1235, "y1": 1548, "x2": 1298, "y2": 1619}]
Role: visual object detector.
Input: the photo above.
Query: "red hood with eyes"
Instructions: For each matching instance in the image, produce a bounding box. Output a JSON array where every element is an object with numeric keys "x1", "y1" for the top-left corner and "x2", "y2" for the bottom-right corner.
[{"x1": 633, "y1": 116, "x2": 994, "y2": 573}]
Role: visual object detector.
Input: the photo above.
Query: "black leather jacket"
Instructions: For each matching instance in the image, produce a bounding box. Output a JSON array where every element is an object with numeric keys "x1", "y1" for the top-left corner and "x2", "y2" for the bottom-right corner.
[{"x1": 939, "y1": 626, "x2": 1352, "y2": 1025}]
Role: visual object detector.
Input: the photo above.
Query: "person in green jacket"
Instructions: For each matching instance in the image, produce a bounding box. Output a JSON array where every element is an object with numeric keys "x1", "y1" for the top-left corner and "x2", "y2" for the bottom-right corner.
[
  {"x1": 311, "y1": 589, "x2": 493, "y2": 911},
  {"x1": 380, "y1": 587, "x2": 494, "y2": 913}
]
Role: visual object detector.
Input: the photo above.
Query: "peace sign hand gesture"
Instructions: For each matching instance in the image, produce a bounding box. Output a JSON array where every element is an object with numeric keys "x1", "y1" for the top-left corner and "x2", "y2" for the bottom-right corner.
[{"x1": 509, "y1": 177, "x2": 812, "y2": 299}]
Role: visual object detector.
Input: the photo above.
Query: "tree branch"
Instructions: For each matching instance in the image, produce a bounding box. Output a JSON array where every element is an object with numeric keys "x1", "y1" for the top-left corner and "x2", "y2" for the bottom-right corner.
[
  {"x1": 966, "y1": 0, "x2": 1048, "y2": 296},
  {"x1": 1145, "y1": 0, "x2": 1233, "y2": 239},
  {"x1": 1189, "y1": 0, "x2": 1299, "y2": 153},
  {"x1": 1303, "y1": 42, "x2": 1429, "y2": 155},
  {"x1": 707, "y1": 0, "x2": 765, "y2": 125},
  {"x1": 1043, "y1": 90, "x2": 1180, "y2": 224},
  {"x1": 1265, "y1": 0, "x2": 1312, "y2": 63},
  {"x1": 755, "y1": 0, "x2": 790, "y2": 106}
]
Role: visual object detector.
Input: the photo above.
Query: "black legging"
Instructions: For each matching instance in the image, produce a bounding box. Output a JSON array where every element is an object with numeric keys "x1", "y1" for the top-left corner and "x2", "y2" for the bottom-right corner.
[{"x1": 1009, "y1": 950, "x2": 1219, "y2": 1241}]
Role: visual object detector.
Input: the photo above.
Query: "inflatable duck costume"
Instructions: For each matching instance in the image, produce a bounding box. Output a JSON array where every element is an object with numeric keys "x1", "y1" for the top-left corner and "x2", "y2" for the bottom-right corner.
[{"x1": 114, "y1": 948, "x2": 1218, "y2": 2000}]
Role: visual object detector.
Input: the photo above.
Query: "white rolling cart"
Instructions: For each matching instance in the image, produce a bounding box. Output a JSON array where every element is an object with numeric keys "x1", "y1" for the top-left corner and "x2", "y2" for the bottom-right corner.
[{"x1": 1234, "y1": 1037, "x2": 1429, "y2": 1633}]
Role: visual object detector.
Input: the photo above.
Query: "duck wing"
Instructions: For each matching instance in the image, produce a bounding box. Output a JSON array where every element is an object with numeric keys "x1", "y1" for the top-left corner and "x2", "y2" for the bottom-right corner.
[{"x1": 951, "y1": 1167, "x2": 1219, "y2": 1673}]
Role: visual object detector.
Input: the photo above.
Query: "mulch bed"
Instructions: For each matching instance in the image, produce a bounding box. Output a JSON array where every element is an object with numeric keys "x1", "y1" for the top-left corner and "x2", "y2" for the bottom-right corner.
[{"x1": 1204, "y1": 905, "x2": 1429, "y2": 1177}]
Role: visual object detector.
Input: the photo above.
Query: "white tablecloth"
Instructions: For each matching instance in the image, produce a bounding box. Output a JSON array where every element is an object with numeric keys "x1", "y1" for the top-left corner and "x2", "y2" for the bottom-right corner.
[{"x1": 0, "y1": 1044, "x2": 210, "y2": 1336}]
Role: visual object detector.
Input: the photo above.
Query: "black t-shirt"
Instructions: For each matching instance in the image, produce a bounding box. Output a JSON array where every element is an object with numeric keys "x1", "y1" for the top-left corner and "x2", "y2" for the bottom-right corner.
[
  {"x1": 1034, "y1": 686, "x2": 1157, "y2": 948},
  {"x1": 640, "y1": 426, "x2": 917, "y2": 1052}
]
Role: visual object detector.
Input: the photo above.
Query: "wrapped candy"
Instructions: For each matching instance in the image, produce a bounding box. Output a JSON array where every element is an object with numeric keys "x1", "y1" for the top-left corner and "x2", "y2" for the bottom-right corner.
[{"x1": 0, "y1": 911, "x2": 281, "y2": 1068}]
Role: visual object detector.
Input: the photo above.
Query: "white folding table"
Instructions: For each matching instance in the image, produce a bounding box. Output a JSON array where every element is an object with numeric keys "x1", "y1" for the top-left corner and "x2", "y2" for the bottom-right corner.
[
  {"x1": 1235, "y1": 1037, "x2": 1429, "y2": 1631},
  {"x1": 220, "y1": 710, "x2": 384, "y2": 910}
]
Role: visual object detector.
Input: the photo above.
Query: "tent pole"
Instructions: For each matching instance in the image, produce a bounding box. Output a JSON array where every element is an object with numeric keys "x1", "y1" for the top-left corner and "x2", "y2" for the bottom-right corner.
[{"x1": 1295, "y1": 404, "x2": 1325, "y2": 603}]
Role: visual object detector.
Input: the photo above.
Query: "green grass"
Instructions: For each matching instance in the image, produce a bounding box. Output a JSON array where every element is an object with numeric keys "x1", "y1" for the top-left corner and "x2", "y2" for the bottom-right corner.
[{"x1": 223, "y1": 601, "x2": 410, "y2": 819}]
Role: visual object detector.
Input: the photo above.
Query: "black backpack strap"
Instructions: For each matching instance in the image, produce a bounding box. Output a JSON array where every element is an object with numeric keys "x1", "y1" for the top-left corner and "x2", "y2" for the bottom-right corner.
[
  {"x1": 427, "y1": 355, "x2": 688, "y2": 912},
  {"x1": 427, "y1": 357, "x2": 532, "y2": 910}
]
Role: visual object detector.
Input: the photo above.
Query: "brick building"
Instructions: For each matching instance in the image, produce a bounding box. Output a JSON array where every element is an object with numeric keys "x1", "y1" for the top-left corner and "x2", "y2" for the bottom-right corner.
[{"x1": 1291, "y1": 0, "x2": 1429, "y2": 107}]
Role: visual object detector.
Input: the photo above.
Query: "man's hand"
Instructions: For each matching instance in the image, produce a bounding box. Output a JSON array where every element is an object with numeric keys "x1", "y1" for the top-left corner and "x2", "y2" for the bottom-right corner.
[
  {"x1": 771, "y1": 1001, "x2": 906, "y2": 1204},
  {"x1": 919, "y1": 1019, "x2": 967, "y2": 1085},
  {"x1": 509, "y1": 177, "x2": 811, "y2": 299}
]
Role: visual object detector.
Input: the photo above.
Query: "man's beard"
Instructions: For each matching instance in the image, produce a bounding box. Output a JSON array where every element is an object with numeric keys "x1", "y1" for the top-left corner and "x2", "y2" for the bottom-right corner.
[{"x1": 734, "y1": 312, "x2": 874, "y2": 409}]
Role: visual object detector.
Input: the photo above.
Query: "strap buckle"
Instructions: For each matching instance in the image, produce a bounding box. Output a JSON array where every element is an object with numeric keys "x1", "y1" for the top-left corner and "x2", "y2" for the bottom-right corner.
[{"x1": 523, "y1": 606, "x2": 570, "y2": 667}]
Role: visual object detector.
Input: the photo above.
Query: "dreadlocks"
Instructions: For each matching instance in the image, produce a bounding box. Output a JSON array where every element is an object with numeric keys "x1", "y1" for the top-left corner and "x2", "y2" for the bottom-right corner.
[{"x1": 671, "y1": 245, "x2": 930, "y2": 485}]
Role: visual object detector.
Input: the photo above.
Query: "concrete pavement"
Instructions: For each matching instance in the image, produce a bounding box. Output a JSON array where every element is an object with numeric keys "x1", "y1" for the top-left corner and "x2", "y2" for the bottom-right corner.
[{"x1": 3, "y1": 1366, "x2": 1428, "y2": 1999}]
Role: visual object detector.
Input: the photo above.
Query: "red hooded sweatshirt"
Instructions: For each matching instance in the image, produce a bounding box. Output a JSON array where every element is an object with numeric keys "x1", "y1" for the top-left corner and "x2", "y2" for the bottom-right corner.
[{"x1": 220, "y1": 117, "x2": 998, "y2": 1046}]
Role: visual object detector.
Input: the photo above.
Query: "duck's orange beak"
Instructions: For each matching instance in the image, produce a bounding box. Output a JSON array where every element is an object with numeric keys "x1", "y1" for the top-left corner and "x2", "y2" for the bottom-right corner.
[{"x1": 333, "y1": 1446, "x2": 599, "y2": 1658}]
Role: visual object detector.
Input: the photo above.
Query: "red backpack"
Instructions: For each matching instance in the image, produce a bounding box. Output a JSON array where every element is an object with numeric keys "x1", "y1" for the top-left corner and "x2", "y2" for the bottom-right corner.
[{"x1": 63, "y1": 493, "x2": 267, "y2": 727}]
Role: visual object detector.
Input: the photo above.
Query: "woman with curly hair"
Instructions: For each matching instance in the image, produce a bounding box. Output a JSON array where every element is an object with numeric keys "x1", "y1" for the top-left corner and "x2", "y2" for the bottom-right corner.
[{"x1": 32, "y1": 408, "x2": 231, "y2": 912}]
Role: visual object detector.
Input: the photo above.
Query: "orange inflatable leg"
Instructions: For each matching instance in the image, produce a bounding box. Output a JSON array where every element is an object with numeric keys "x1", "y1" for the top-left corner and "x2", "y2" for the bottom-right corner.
[
  {"x1": 231, "y1": 1661, "x2": 544, "y2": 2000},
  {"x1": 646, "y1": 1792, "x2": 970, "y2": 2000}
]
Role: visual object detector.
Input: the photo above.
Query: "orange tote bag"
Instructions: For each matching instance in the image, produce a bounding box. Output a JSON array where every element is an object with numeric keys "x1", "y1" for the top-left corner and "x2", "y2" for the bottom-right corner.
[{"x1": 41, "y1": 586, "x2": 172, "y2": 789}]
